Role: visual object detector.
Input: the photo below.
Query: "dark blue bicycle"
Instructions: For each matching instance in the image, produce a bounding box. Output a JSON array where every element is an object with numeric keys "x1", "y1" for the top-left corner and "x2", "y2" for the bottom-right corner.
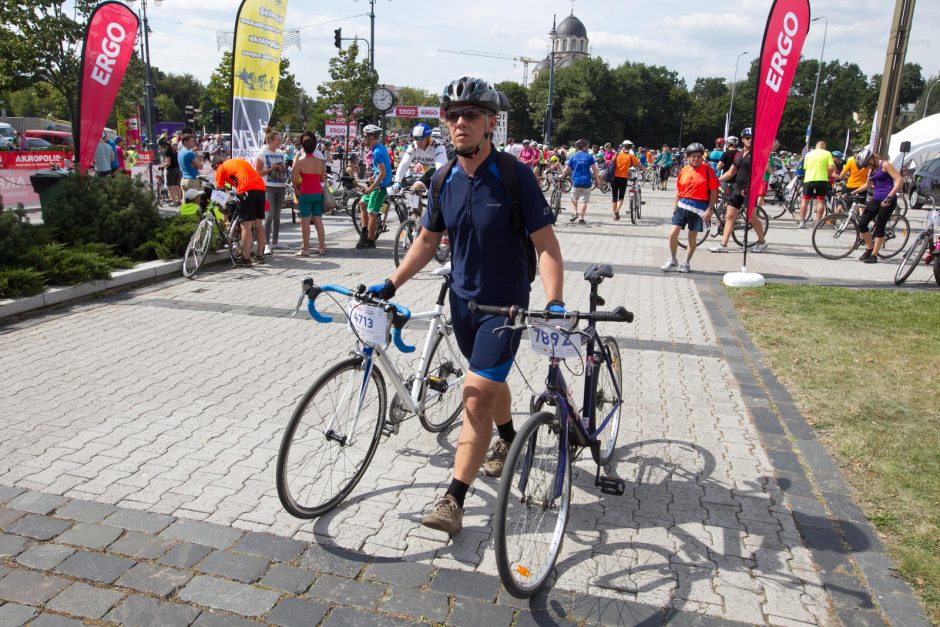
[{"x1": 469, "y1": 263, "x2": 634, "y2": 597}]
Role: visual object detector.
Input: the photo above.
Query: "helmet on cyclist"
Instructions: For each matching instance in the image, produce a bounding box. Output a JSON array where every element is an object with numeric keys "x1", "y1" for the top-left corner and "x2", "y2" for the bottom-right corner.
[
  {"x1": 497, "y1": 90, "x2": 511, "y2": 112},
  {"x1": 522, "y1": 139, "x2": 530, "y2": 145},
  {"x1": 604, "y1": 143, "x2": 612, "y2": 149},
  {"x1": 685, "y1": 142, "x2": 706, "y2": 155},
  {"x1": 832, "y1": 150, "x2": 844, "y2": 159},
  {"x1": 621, "y1": 140, "x2": 633, "y2": 148},
  {"x1": 440, "y1": 77, "x2": 502, "y2": 114},
  {"x1": 741, "y1": 127, "x2": 753, "y2": 138},
  {"x1": 716, "y1": 137, "x2": 725, "y2": 146},
  {"x1": 855, "y1": 147, "x2": 874, "y2": 168},
  {"x1": 550, "y1": 155, "x2": 559, "y2": 163},
  {"x1": 411, "y1": 123, "x2": 432, "y2": 139},
  {"x1": 725, "y1": 136, "x2": 739, "y2": 148},
  {"x1": 362, "y1": 124, "x2": 382, "y2": 137}
]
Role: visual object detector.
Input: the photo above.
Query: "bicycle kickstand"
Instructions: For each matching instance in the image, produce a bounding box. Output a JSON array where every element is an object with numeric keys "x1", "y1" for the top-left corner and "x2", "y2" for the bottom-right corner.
[{"x1": 595, "y1": 466, "x2": 625, "y2": 496}]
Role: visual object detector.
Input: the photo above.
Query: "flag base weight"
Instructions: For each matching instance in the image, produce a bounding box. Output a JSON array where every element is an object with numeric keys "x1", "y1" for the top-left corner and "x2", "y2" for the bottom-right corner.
[{"x1": 723, "y1": 266, "x2": 766, "y2": 288}]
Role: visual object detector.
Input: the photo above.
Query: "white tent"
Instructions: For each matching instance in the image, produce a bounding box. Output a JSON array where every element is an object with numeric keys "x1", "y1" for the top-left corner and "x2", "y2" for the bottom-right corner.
[{"x1": 888, "y1": 113, "x2": 940, "y2": 170}]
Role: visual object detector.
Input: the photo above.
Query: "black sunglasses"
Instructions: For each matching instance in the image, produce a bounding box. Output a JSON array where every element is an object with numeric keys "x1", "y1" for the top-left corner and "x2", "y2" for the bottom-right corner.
[{"x1": 443, "y1": 108, "x2": 486, "y2": 123}]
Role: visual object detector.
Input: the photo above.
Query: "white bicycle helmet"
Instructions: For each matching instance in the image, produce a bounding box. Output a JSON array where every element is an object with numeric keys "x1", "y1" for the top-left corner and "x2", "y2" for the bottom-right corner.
[
  {"x1": 621, "y1": 140, "x2": 633, "y2": 148},
  {"x1": 362, "y1": 124, "x2": 382, "y2": 136}
]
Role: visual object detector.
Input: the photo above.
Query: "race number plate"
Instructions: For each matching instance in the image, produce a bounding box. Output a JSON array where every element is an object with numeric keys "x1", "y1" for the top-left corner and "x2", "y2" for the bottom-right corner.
[
  {"x1": 528, "y1": 326, "x2": 583, "y2": 360},
  {"x1": 210, "y1": 190, "x2": 230, "y2": 205},
  {"x1": 407, "y1": 194, "x2": 420, "y2": 210},
  {"x1": 347, "y1": 301, "x2": 388, "y2": 347}
]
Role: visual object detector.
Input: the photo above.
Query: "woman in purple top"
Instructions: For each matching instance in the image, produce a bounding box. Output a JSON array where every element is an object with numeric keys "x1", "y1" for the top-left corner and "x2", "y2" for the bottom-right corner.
[{"x1": 854, "y1": 148, "x2": 903, "y2": 263}]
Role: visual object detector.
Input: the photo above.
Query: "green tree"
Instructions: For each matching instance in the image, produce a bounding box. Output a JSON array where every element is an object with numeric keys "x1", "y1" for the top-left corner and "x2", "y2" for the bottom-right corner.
[
  {"x1": 396, "y1": 86, "x2": 438, "y2": 107},
  {"x1": 317, "y1": 42, "x2": 378, "y2": 142},
  {"x1": 270, "y1": 58, "x2": 307, "y2": 131},
  {"x1": 495, "y1": 81, "x2": 537, "y2": 142},
  {"x1": 912, "y1": 74, "x2": 940, "y2": 120}
]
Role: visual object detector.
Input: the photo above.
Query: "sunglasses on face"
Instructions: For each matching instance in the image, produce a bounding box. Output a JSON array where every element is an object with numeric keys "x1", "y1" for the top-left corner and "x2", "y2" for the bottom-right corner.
[{"x1": 443, "y1": 108, "x2": 485, "y2": 123}]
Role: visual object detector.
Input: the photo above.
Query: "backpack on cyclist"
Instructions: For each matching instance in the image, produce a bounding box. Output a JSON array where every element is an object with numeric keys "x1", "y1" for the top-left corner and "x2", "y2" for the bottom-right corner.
[{"x1": 430, "y1": 150, "x2": 538, "y2": 283}]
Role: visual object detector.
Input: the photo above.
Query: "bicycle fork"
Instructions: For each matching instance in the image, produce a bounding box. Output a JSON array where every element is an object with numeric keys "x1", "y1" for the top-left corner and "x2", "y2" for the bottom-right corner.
[{"x1": 325, "y1": 350, "x2": 375, "y2": 447}]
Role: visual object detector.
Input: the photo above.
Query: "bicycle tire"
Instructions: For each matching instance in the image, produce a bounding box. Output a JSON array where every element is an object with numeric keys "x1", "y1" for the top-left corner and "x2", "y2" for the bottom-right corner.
[
  {"x1": 676, "y1": 217, "x2": 710, "y2": 250},
  {"x1": 629, "y1": 191, "x2": 637, "y2": 224},
  {"x1": 352, "y1": 203, "x2": 364, "y2": 236},
  {"x1": 434, "y1": 238, "x2": 450, "y2": 264},
  {"x1": 812, "y1": 213, "x2": 859, "y2": 260},
  {"x1": 786, "y1": 192, "x2": 801, "y2": 222},
  {"x1": 226, "y1": 218, "x2": 241, "y2": 265},
  {"x1": 590, "y1": 337, "x2": 622, "y2": 466},
  {"x1": 276, "y1": 357, "x2": 386, "y2": 519},
  {"x1": 879, "y1": 214, "x2": 910, "y2": 259},
  {"x1": 182, "y1": 219, "x2": 211, "y2": 278},
  {"x1": 636, "y1": 188, "x2": 642, "y2": 220},
  {"x1": 540, "y1": 176, "x2": 551, "y2": 193},
  {"x1": 393, "y1": 219, "x2": 417, "y2": 268},
  {"x1": 731, "y1": 207, "x2": 769, "y2": 248},
  {"x1": 417, "y1": 331, "x2": 466, "y2": 432},
  {"x1": 551, "y1": 188, "x2": 562, "y2": 219},
  {"x1": 561, "y1": 178, "x2": 572, "y2": 193},
  {"x1": 494, "y1": 410, "x2": 571, "y2": 598},
  {"x1": 894, "y1": 232, "x2": 929, "y2": 285}
]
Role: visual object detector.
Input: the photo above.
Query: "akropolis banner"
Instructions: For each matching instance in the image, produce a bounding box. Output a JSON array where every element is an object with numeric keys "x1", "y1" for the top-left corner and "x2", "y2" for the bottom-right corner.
[
  {"x1": 76, "y1": 1, "x2": 140, "y2": 171},
  {"x1": 231, "y1": 0, "x2": 289, "y2": 160},
  {"x1": 747, "y1": 0, "x2": 811, "y2": 220}
]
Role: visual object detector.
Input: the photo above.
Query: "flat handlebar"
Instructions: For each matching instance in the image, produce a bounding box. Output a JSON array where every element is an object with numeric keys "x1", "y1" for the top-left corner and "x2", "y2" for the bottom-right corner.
[{"x1": 468, "y1": 301, "x2": 634, "y2": 324}]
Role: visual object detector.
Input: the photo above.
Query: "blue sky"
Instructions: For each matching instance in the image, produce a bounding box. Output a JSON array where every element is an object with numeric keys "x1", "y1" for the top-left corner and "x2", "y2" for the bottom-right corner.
[{"x1": 113, "y1": 0, "x2": 938, "y2": 97}]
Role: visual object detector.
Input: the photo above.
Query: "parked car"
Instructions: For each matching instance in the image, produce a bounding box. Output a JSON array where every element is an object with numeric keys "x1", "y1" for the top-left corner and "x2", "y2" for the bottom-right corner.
[
  {"x1": 0, "y1": 123, "x2": 16, "y2": 149},
  {"x1": 910, "y1": 157, "x2": 940, "y2": 208},
  {"x1": 24, "y1": 129, "x2": 73, "y2": 147},
  {"x1": 24, "y1": 137, "x2": 53, "y2": 150}
]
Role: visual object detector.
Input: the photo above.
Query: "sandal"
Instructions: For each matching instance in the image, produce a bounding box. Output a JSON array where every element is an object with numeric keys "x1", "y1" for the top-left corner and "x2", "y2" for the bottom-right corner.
[
  {"x1": 294, "y1": 248, "x2": 310, "y2": 257},
  {"x1": 317, "y1": 249, "x2": 327, "y2": 256},
  {"x1": 613, "y1": 212, "x2": 620, "y2": 221}
]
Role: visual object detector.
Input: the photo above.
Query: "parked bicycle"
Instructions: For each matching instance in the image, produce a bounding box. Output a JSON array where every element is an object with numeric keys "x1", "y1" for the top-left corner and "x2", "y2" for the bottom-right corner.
[
  {"x1": 540, "y1": 169, "x2": 572, "y2": 193},
  {"x1": 393, "y1": 187, "x2": 451, "y2": 267},
  {"x1": 811, "y1": 194, "x2": 910, "y2": 260},
  {"x1": 474, "y1": 263, "x2": 633, "y2": 597},
  {"x1": 181, "y1": 185, "x2": 242, "y2": 278},
  {"x1": 894, "y1": 200, "x2": 940, "y2": 286},
  {"x1": 276, "y1": 266, "x2": 467, "y2": 518}
]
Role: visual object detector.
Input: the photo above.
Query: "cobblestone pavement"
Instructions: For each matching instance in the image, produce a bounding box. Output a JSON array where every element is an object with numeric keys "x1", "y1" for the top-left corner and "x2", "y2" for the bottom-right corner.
[{"x1": 0, "y1": 185, "x2": 929, "y2": 626}]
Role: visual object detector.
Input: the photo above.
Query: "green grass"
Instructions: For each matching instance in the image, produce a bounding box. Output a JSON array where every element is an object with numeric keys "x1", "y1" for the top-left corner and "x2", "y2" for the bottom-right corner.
[{"x1": 728, "y1": 285, "x2": 940, "y2": 624}]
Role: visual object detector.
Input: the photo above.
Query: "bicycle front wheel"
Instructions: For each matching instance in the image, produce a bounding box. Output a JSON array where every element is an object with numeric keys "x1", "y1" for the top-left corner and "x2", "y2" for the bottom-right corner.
[
  {"x1": 590, "y1": 337, "x2": 622, "y2": 466},
  {"x1": 879, "y1": 214, "x2": 910, "y2": 259},
  {"x1": 635, "y1": 188, "x2": 643, "y2": 220},
  {"x1": 494, "y1": 410, "x2": 571, "y2": 598},
  {"x1": 561, "y1": 178, "x2": 572, "y2": 193},
  {"x1": 276, "y1": 357, "x2": 386, "y2": 519},
  {"x1": 732, "y1": 207, "x2": 769, "y2": 248},
  {"x1": 894, "y1": 232, "x2": 929, "y2": 285},
  {"x1": 812, "y1": 213, "x2": 859, "y2": 260},
  {"x1": 393, "y1": 219, "x2": 417, "y2": 268},
  {"x1": 551, "y1": 188, "x2": 562, "y2": 219},
  {"x1": 629, "y1": 191, "x2": 637, "y2": 224},
  {"x1": 418, "y1": 331, "x2": 466, "y2": 432},
  {"x1": 182, "y1": 219, "x2": 212, "y2": 278}
]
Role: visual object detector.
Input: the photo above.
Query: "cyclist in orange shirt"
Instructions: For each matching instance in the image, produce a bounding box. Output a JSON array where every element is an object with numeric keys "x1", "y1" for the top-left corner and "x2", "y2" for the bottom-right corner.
[
  {"x1": 213, "y1": 157, "x2": 267, "y2": 266},
  {"x1": 610, "y1": 140, "x2": 643, "y2": 220}
]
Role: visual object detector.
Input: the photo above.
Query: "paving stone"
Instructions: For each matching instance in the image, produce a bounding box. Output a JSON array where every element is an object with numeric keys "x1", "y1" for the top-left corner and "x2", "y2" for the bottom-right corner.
[
  {"x1": 116, "y1": 563, "x2": 193, "y2": 597},
  {"x1": 55, "y1": 522, "x2": 123, "y2": 550},
  {"x1": 835, "y1": 608, "x2": 892, "y2": 627},
  {"x1": 54, "y1": 500, "x2": 117, "y2": 523},
  {"x1": 429, "y1": 567, "x2": 499, "y2": 602},
  {"x1": 5, "y1": 514, "x2": 72, "y2": 541},
  {"x1": 109, "y1": 530, "x2": 178, "y2": 559},
  {"x1": 0, "y1": 564, "x2": 9, "y2": 579},
  {"x1": 448, "y1": 597, "x2": 516, "y2": 626},
  {"x1": 0, "y1": 487, "x2": 26, "y2": 505},
  {"x1": 0, "y1": 570, "x2": 71, "y2": 605},
  {"x1": 15, "y1": 544, "x2": 75, "y2": 570},
  {"x1": 259, "y1": 565, "x2": 316, "y2": 595},
  {"x1": 233, "y1": 532, "x2": 305, "y2": 562},
  {"x1": 298, "y1": 544, "x2": 365, "y2": 579},
  {"x1": 379, "y1": 584, "x2": 450, "y2": 623},
  {"x1": 179, "y1": 575, "x2": 280, "y2": 617},
  {"x1": 514, "y1": 609, "x2": 580, "y2": 627},
  {"x1": 27, "y1": 614, "x2": 85, "y2": 627},
  {"x1": 570, "y1": 593, "x2": 663, "y2": 625},
  {"x1": 0, "y1": 603, "x2": 37, "y2": 627},
  {"x1": 266, "y1": 597, "x2": 330, "y2": 627},
  {"x1": 103, "y1": 508, "x2": 174, "y2": 534},
  {"x1": 55, "y1": 550, "x2": 135, "y2": 584},
  {"x1": 6, "y1": 492, "x2": 67, "y2": 515},
  {"x1": 191, "y1": 613, "x2": 264, "y2": 627},
  {"x1": 103, "y1": 595, "x2": 201, "y2": 626},
  {"x1": 0, "y1": 509, "x2": 27, "y2": 529},
  {"x1": 159, "y1": 542, "x2": 213, "y2": 569},
  {"x1": 320, "y1": 606, "x2": 413, "y2": 627},
  {"x1": 161, "y1": 519, "x2": 243, "y2": 550},
  {"x1": 46, "y1": 582, "x2": 125, "y2": 619},
  {"x1": 196, "y1": 550, "x2": 269, "y2": 584},
  {"x1": 363, "y1": 560, "x2": 433, "y2": 588},
  {"x1": 0, "y1": 533, "x2": 30, "y2": 557},
  {"x1": 307, "y1": 573, "x2": 385, "y2": 610}
]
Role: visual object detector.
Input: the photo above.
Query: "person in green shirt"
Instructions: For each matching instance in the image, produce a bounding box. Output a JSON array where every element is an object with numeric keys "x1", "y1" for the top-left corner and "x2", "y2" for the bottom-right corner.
[{"x1": 798, "y1": 141, "x2": 835, "y2": 227}]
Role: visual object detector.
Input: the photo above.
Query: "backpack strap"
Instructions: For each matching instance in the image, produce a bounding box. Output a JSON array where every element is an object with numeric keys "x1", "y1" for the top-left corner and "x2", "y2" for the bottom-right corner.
[
  {"x1": 495, "y1": 150, "x2": 523, "y2": 229},
  {"x1": 429, "y1": 155, "x2": 459, "y2": 228}
]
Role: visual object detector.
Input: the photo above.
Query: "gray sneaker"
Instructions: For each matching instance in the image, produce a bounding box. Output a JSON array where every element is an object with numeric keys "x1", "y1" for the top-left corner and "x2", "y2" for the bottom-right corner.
[
  {"x1": 678, "y1": 262, "x2": 690, "y2": 273},
  {"x1": 752, "y1": 241, "x2": 769, "y2": 253},
  {"x1": 421, "y1": 494, "x2": 463, "y2": 535},
  {"x1": 709, "y1": 244, "x2": 728, "y2": 253},
  {"x1": 660, "y1": 258, "x2": 679, "y2": 272},
  {"x1": 482, "y1": 438, "x2": 511, "y2": 477}
]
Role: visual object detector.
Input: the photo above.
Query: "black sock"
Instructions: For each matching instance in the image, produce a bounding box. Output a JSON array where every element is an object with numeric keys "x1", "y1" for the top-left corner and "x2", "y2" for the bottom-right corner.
[
  {"x1": 445, "y1": 478, "x2": 470, "y2": 508},
  {"x1": 497, "y1": 421, "x2": 516, "y2": 444}
]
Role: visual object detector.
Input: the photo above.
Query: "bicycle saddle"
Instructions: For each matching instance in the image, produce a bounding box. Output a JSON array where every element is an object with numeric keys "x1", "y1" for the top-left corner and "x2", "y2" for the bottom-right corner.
[
  {"x1": 432, "y1": 262, "x2": 452, "y2": 277},
  {"x1": 583, "y1": 264, "x2": 613, "y2": 284}
]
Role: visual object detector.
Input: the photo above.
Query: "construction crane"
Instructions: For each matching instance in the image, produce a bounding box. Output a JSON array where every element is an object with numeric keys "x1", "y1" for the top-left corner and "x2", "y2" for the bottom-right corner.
[{"x1": 438, "y1": 49, "x2": 541, "y2": 86}]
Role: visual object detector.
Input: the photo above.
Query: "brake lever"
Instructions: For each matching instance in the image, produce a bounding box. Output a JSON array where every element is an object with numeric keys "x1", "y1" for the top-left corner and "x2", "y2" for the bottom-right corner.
[{"x1": 291, "y1": 289, "x2": 305, "y2": 318}]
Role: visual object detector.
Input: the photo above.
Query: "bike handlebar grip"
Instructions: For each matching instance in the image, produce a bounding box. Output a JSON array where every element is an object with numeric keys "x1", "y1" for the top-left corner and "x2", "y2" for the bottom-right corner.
[
  {"x1": 468, "y1": 301, "x2": 515, "y2": 317},
  {"x1": 593, "y1": 306, "x2": 633, "y2": 323},
  {"x1": 307, "y1": 298, "x2": 332, "y2": 323},
  {"x1": 392, "y1": 328, "x2": 415, "y2": 353}
]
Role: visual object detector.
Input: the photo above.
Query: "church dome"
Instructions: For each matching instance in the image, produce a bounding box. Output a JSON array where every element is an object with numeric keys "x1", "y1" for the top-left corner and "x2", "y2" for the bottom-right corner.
[
  {"x1": 535, "y1": 57, "x2": 551, "y2": 75},
  {"x1": 556, "y1": 14, "x2": 587, "y2": 38}
]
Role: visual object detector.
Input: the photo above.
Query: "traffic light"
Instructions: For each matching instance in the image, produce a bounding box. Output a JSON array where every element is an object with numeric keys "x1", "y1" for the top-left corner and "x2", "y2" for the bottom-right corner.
[
  {"x1": 212, "y1": 108, "x2": 222, "y2": 127},
  {"x1": 334, "y1": 28, "x2": 342, "y2": 49},
  {"x1": 185, "y1": 105, "x2": 194, "y2": 126},
  {"x1": 153, "y1": 105, "x2": 162, "y2": 123}
]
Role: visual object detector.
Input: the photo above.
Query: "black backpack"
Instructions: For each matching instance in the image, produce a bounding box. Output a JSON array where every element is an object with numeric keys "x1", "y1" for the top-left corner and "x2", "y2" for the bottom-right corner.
[{"x1": 429, "y1": 150, "x2": 538, "y2": 283}]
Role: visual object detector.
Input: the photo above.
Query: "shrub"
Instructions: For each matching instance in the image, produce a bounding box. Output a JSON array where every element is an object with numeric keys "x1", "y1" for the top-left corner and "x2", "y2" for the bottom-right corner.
[
  {"x1": 0, "y1": 204, "x2": 36, "y2": 267},
  {"x1": 136, "y1": 214, "x2": 201, "y2": 260},
  {"x1": 23, "y1": 244, "x2": 131, "y2": 285},
  {"x1": 0, "y1": 268, "x2": 45, "y2": 299},
  {"x1": 42, "y1": 173, "x2": 161, "y2": 255}
]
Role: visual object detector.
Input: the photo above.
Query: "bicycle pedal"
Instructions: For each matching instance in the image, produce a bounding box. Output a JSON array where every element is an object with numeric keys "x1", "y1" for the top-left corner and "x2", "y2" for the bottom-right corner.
[
  {"x1": 381, "y1": 422, "x2": 399, "y2": 437},
  {"x1": 597, "y1": 474, "x2": 625, "y2": 496}
]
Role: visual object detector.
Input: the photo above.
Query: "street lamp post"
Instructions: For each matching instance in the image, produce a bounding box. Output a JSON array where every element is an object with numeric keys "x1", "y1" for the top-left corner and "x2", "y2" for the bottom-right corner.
[
  {"x1": 806, "y1": 16, "x2": 828, "y2": 149},
  {"x1": 126, "y1": 0, "x2": 160, "y2": 188},
  {"x1": 923, "y1": 80, "x2": 938, "y2": 119},
  {"x1": 543, "y1": 16, "x2": 558, "y2": 146},
  {"x1": 725, "y1": 51, "x2": 749, "y2": 140}
]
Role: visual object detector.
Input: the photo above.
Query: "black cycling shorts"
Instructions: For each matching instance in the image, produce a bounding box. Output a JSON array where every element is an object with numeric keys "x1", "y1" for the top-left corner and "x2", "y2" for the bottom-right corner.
[
  {"x1": 236, "y1": 189, "x2": 266, "y2": 221},
  {"x1": 611, "y1": 177, "x2": 628, "y2": 202},
  {"x1": 449, "y1": 294, "x2": 529, "y2": 382},
  {"x1": 659, "y1": 166, "x2": 670, "y2": 181},
  {"x1": 802, "y1": 181, "x2": 830, "y2": 199}
]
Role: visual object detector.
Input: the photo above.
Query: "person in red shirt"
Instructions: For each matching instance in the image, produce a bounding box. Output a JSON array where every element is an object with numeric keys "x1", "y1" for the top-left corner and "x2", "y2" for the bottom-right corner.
[
  {"x1": 661, "y1": 143, "x2": 718, "y2": 273},
  {"x1": 213, "y1": 157, "x2": 267, "y2": 266}
]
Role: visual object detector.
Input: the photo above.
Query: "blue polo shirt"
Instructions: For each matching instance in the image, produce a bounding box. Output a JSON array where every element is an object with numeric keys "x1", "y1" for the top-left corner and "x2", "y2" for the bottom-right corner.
[
  {"x1": 179, "y1": 148, "x2": 199, "y2": 179},
  {"x1": 421, "y1": 148, "x2": 554, "y2": 304},
  {"x1": 567, "y1": 150, "x2": 595, "y2": 187},
  {"x1": 371, "y1": 143, "x2": 393, "y2": 187}
]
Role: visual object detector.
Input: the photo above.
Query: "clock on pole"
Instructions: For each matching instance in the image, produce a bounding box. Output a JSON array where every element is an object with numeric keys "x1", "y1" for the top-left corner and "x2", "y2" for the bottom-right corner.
[{"x1": 372, "y1": 86, "x2": 396, "y2": 113}]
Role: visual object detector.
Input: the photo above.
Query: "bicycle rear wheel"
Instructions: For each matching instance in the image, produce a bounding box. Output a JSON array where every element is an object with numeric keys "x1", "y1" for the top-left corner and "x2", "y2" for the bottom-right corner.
[
  {"x1": 494, "y1": 411, "x2": 571, "y2": 598},
  {"x1": 732, "y1": 207, "x2": 769, "y2": 248},
  {"x1": 226, "y1": 218, "x2": 241, "y2": 265},
  {"x1": 550, "y1": 188, "x2": 562, "y2": 219},
  {"x1": 879, "y1": 214, "x2": 910, "y2": 259},
  {"x1": 894, "y1": 232, "x2": 929, "y2": 285},
  {"x1": 812, "y1": 213, "x2": 859, "y2": 260},
  {"x1": 182, "y1": 219, "x2": 212, "y2": 278},
  {"x1": 590, "y1": 337, "x2": 622, "y2": 466},
  {"x1": 417, "y1": 331, "x2": 466, "y2": 432},
  {"x1": 393, "y1": 219, "x2": 417, "y2": 268},
  {"x1": 676, "y1": 216, "x2": 710, "y2": 250},
  {"x1": 276, "y1": 357, "x2": 386, "y2": 518}
]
